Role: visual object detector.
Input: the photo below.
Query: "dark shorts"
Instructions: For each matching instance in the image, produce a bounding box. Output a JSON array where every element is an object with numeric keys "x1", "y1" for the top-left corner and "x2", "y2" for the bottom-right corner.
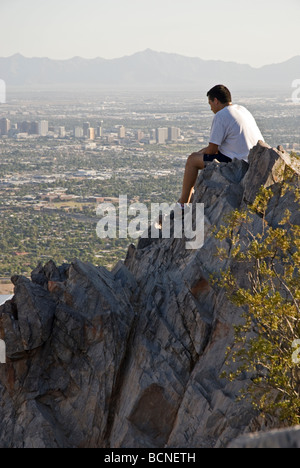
[{"x1": 203, "y1": 152, "x2": 232, "y2": 164}]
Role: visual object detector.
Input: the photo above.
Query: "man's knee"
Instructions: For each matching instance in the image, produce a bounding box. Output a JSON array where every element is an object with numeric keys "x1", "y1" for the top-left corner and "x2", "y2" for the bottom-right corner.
[{"x1": 186, "y1": 152, "x2": 204, "y2": 169}]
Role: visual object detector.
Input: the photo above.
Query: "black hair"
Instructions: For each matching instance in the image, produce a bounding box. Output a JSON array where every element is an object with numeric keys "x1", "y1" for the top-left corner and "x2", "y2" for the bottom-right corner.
[{"x1": 207, "y1": 85, "x2": 232, "y2": 104}]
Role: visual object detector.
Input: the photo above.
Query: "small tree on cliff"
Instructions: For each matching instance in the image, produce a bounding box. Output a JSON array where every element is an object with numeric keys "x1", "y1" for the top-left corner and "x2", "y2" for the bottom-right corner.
[{"x1": 214, "y1": 171, "x2": 300, "y2": 426}]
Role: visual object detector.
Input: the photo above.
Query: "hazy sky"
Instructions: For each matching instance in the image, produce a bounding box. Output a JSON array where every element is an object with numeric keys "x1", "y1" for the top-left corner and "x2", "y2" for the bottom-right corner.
[{"x1": 0, "y1": 0, "x2": 299, "y2": 67}]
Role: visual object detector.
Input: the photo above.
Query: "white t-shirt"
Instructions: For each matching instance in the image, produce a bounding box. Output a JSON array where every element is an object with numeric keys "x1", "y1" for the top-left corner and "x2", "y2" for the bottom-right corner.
[{"x1": 209, "y1": 104, "x2": 264, "y2": 161}]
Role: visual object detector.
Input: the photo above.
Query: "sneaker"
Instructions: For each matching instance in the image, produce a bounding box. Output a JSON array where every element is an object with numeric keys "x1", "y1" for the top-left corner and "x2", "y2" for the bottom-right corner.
[{"x1": 170, "y1": 202, "x2": 190, "y2": 220}]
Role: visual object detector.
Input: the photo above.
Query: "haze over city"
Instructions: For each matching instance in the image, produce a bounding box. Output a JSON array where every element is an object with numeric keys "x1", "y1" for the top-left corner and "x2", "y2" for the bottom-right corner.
[
  {"x1": 0, "y1": 0, "x2": 299, "y2": 289},
  {"x1": 0, "y1": 0, "x2": 299, "y2": 67}
]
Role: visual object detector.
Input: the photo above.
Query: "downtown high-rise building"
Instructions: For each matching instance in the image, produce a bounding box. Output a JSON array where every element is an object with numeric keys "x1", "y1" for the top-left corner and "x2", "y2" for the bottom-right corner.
[
  {"x1": 0, "y1": 118, "x2": 11, "y2": 136},
  {"x1": 96, "y1": 121, "x2": 103, "y2": 138},
  {"x1": 38, "y1": 120, "x2": 48, "y2": 136},
  {"x1": 83, "y1": 122, "x2": 91, "y2": 137},
  {"x1": 58, "y1": 126, "x2": 66, "y2": 138},
  {"x1": 118, "y1": 125, "x2": 126, "y2": 139},
  {"x1": 136, "y1": 130, "x2": 144, "y2": 141},
  {"x1": 30, "y1": 122, "x2": 39, "y2": 135},
  {"x1": 156, "y1": 127, "x2": 168, "y2": 144},
  {"x1": 88, "y1": 128, "x2": 95, "y2": 140},
  {"x1": 19, "y1": 121, "x2": 31, "y2": 133},
  {"x1": 74, "y1": 127, "x2": 84, "y2": 138},
  {"x1": 168, "y1": 127, "x2": 181, "y2": 142}
]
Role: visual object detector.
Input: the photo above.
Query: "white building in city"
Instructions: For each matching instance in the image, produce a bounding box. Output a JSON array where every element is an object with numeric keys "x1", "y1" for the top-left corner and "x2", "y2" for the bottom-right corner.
[
  {"x1": 38, "y1": 120, "x2": 49, "y2": 136},
  {"x1": 156, "y1": 127, "x2": 168, "y2": 144}
]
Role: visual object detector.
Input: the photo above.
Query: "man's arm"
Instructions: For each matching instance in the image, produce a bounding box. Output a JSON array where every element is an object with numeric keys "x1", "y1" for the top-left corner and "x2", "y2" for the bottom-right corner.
[
  {"x1": 198, "y1": 142, "x2": 219, "y2": 155},
  {"x1": 188, "y1": 142, "x2": 219, "y2": 161}
]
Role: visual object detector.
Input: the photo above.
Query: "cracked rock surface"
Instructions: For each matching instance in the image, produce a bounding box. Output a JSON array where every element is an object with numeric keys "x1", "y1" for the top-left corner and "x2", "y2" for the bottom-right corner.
[{"x1": 0, "y1": 142, "x2": 299, "y2": 448}]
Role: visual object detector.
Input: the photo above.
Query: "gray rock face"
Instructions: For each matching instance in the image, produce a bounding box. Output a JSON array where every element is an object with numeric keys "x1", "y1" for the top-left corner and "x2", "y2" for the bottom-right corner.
[{"x1": 0, "y1": 142, "x2": 299, "y2": 448}]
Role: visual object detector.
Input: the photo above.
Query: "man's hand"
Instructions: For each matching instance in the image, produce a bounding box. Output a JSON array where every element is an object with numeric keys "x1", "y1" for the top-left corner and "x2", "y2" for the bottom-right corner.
[{"x1": 197, "y1": 143, "x2": 219, "y2": 155}]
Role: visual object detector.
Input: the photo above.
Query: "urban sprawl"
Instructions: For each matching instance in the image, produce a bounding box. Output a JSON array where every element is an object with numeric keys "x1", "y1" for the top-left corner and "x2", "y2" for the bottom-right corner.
[{"x1": 0, "y1": 88, "x2": 299, "y2": 290}]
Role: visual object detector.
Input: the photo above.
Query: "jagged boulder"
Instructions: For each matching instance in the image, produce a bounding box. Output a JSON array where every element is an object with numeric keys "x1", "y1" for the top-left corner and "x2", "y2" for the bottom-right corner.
[{"x1": 0, "y1": 142, "x2": 299, "y2": 448}]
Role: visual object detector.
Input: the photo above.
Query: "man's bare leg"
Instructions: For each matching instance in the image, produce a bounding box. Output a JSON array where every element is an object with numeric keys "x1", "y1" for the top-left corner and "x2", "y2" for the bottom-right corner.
[{"x1": 179, "y1": 152, "x2": 205, "y2": 204}]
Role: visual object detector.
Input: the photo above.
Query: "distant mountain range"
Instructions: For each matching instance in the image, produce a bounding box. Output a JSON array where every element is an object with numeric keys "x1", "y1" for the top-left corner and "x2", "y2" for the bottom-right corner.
[{"x1": 0, "y1": 49, "x2": 299, "y2": 89}]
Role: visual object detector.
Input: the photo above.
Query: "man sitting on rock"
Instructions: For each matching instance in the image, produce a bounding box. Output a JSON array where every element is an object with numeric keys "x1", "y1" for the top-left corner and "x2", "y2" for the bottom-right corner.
[{"x1": 178, "y1": 84, "x2": 264, "y2": 205}]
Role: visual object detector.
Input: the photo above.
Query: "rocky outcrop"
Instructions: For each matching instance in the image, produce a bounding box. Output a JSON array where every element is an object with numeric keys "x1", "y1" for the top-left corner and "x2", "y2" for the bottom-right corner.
[{"x1": 0, "y1": 141, "x2": 299, "y2": 448}]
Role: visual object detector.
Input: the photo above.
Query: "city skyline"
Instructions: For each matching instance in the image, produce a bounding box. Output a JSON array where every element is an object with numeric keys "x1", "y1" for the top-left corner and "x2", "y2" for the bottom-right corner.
[
  {"x1": 0, "y1": 0, "x2": 299, "y2": 68},
  {"x1": 0, "y1": 114, "x2": 182, "y2": 146}
]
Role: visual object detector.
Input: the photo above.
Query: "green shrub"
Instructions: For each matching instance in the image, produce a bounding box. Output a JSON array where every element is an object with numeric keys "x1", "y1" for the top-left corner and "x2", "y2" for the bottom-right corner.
[{"x1": 214, "y1": 175, "x2": 300, "y2": 426}]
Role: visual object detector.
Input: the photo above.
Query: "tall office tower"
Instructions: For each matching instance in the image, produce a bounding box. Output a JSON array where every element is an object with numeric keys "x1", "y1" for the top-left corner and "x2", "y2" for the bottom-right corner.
[
  {"x1": 136, "y1": 130, "x2": 144, "y2": 141},
  {"x1": 58, "y1": 126, "x2": 66, "y2": 138},
  {"x1": 117, "y1": 125, "x2": 125, "y2": 139},
  {"x1": 88, "y1": 128, "x2": 95, "y2": 140},
  {"x1": 38, "y1": 120, "x2": 49, "y2": 136},
  {"x1": 168, "y1": 127, "x2": 181, "y2": 142},
  {"x1": 20, "y1": 121, "x2": 31, "y2": 133},
  {"x1": 156, "y1": 127, "x2": 168, "y2": 144},
  {"x1": 74, "y1": 127, "x2": 83, "y2": 138},
  {"x1": 30, "y1": 121, "x2": 39, "y2": 135},
  {"x1": 83, "y1": 122, "x2": 90, "y2": 137},
  {"x1": 0, "y1": 118, "x2": 11, "y2": 135},
  {"x1": 96, "y1": 123, "x2": 103, "y2": 138}
]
